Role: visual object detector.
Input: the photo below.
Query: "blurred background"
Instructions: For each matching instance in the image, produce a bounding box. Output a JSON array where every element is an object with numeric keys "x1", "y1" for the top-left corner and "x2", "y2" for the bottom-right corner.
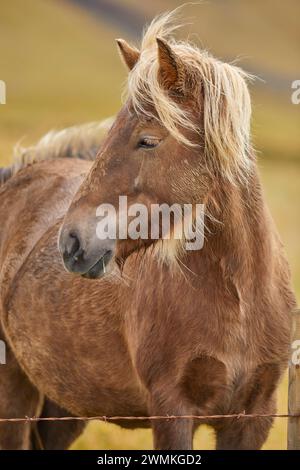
[{"x1": 0, "y1": 0, "x2": 299, "y2": 450}]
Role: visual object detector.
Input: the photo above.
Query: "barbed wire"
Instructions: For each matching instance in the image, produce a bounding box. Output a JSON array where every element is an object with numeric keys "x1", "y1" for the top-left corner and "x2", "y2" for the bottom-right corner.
[{"x1": 0, "y1": 412, "x2": 299, "y2": 424}]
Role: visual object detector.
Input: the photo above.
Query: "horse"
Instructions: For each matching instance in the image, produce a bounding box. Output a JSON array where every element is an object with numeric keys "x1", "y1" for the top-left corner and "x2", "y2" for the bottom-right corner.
[{"x1": 0, "y1": 11, "x2": 296, "y2": 450}]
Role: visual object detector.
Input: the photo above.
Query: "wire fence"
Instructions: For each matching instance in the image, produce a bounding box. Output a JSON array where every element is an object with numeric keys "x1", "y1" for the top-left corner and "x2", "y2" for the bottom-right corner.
[{"x1": 0, "y1": 412, "x2": 299, "y2": 424}]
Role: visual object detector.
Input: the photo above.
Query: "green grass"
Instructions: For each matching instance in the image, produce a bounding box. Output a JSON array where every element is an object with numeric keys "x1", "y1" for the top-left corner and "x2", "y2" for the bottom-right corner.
[{"x1": 1, "y1": 0, "x2": 299, "y2": 450}]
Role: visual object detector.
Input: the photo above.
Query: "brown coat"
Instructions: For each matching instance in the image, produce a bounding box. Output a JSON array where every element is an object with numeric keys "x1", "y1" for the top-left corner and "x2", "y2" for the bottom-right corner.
[{"x1": 0, "y1": 11, "x2": 296, "y2": 450}]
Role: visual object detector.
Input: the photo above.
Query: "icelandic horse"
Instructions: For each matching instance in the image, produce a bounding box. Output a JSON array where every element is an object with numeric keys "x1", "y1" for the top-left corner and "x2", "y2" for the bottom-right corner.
[{"x1": 0, "y1": 12, "x2": 296, "y2": 449}]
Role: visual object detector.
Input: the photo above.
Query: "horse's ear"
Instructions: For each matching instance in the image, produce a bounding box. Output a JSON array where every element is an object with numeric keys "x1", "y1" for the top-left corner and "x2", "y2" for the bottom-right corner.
[
  {"x1": 156, "y1": 37, "x2": 184, "y2": 90},
  {"x1": 116, "y1": 39, "x2": 140, "y2": 71}
]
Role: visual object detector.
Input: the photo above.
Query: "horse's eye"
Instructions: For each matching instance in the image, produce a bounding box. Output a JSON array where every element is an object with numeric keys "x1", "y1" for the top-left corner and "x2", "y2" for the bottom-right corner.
[{"x1": 138, "y1": 136, "x2": 160, "y2": 149}]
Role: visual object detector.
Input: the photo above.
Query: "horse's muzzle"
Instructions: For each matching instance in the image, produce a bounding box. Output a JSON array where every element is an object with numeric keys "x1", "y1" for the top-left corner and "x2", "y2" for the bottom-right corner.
[{"x1": 59, "y1": 229, "x2": 115, "y2": 279}]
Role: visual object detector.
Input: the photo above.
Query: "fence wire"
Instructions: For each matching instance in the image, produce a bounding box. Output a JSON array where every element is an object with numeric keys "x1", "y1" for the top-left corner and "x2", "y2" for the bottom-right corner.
[{"x1": 0, "y1": 412, "x2": 299, "y2": 424}]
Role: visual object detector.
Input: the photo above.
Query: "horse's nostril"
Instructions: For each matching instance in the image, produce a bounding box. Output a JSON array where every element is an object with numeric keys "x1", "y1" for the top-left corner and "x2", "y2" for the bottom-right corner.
[{"x1": 67, "y1": 232, "x2": 83, "y2": 261}]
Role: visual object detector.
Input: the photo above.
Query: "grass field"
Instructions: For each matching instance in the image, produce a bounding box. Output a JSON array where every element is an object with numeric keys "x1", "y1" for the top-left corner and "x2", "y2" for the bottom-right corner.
[{"x1": 0, "y1": 0, "x2": 299, "y2": 450}]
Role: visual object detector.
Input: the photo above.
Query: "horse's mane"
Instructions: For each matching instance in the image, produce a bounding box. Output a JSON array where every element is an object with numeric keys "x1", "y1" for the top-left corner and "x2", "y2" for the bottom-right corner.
[
  {"x1": 0, "y1": 118, "x2": 113, "y2": 185},
  {"x1": 126, "y1": 10, "x2": 255, "y2": 182}
]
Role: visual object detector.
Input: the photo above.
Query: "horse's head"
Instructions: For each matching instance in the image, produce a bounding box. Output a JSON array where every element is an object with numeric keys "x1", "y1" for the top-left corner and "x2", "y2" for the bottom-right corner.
[{"x1": 59, "y1": 12, "x2": 253, "y2": 279}]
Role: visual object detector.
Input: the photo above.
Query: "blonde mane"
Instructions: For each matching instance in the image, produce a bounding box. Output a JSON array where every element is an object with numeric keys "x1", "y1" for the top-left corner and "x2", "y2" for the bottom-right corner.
[
  {"x1": 11, "y1": 118, "x2": 114, "y2": 176},
  {"x1": 126, "y1": 11, "x2": 255, "y2": 182}
]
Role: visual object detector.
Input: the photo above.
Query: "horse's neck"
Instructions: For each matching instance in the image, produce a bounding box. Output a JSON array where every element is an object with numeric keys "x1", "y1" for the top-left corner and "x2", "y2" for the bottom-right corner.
[{"x1": 185, "y1": 169, "x2": 275, "y2": 290}]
